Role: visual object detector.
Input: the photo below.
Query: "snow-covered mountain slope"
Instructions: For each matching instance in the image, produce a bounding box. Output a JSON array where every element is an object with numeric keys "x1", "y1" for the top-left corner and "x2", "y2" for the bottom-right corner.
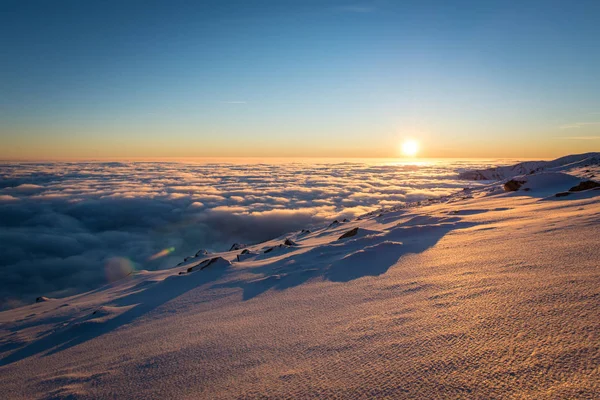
[
  {"x1": 458, "y1": 152, "x2": 600, "y2": 181},
  {"x1": 1, "y1": 163, "x2": 599, "y2": 399}
]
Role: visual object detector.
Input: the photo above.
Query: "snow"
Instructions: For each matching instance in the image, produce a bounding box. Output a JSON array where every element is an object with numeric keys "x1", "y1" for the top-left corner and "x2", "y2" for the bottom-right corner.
[
  {"x1": 1, "y1": 156, "x2": 599, "y2": 398},
  {"x1": 458, "y1": 152, "x2": 600, "y2": 180}
]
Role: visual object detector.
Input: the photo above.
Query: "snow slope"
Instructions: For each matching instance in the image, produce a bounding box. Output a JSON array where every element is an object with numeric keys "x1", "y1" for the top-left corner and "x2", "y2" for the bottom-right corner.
[
  {"x1": 1, "y1": 161, "x2": 599, "y2": 399},
  {"x1": 458, "y1": 152, "x2": 600, "y2": 180}
]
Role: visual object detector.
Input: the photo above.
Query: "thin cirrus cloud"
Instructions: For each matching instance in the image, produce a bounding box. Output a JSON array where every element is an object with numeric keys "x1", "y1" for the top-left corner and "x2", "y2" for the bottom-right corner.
[
  {"x1": 560, "y1": 136, "x2": 600, "y2": 140},
  {"x1": 0, "y1": 160, "x2": 494, "y2": 309},
  {"x1": 558, "y1": 122, "x2": 600, "y2": 129},
  {"x1": 334, "y1": 4, "x2": 376, "y2": 13}
]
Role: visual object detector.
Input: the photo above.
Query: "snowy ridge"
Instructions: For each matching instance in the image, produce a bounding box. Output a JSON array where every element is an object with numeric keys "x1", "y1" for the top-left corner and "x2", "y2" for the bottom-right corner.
[{"x1": 458, "y1": 152, "x2": 600, "y2": 181}]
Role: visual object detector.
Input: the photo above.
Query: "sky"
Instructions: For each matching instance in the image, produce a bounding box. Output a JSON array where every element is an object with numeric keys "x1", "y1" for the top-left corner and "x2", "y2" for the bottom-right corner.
[{"x1": 1, "y1": 0, "x2": 600, "y2": 160}]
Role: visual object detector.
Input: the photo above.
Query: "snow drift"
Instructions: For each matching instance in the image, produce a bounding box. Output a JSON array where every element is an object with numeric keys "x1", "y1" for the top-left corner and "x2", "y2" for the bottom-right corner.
[{"x1": 1, "y1": 155, "x2": 599, "y2": 399}]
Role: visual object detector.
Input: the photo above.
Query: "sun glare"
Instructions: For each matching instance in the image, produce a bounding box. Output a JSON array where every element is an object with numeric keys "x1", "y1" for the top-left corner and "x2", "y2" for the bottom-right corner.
[{"x1": 401, "y1": 139, "x2": 419, "y2": 157}]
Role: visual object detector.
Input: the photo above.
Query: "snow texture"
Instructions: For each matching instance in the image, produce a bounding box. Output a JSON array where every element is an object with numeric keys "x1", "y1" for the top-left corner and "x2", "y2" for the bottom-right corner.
[{"x1": 0, "y1": 156, "x2": 599, "y2": 398}]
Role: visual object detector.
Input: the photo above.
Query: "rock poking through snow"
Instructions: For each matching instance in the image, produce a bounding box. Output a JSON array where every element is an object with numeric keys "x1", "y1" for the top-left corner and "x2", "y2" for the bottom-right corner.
[
  {"x1": 338, "y1": 227, "x2": 359, "y2": 240},
  {"x1": 284, "y1": 238, "x2": 297, "y2": 246},
  {"x1": 195, "y1": 249, "x2": 209, "y2": 257},
  {"x1": 35, "y1": 296, "x2": 51, "y2": 303},
  {"x1": 187, "y1": 257, "x2": 231, "y2": 273},
  {"x1": 503, "y1": 179, "x2": 525, "y2": 192},
  {"x1": 569, "y1": 180, "x2": 600, "y2": 192},
  {"x1": 237, "y1": 250, "x2": 259, "y2": 262}
]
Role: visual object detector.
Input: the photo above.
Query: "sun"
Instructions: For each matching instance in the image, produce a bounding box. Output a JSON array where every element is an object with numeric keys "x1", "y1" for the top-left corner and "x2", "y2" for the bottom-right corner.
[{"x1": 401, "y1": 139, "x2": 419, "y2": 157}]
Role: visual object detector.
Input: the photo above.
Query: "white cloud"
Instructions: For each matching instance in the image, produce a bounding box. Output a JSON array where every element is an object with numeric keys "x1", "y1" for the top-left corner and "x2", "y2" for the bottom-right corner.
[
  {"x1": 334, "y1": 5, "x2": 376, "y2": 13},
  {"x1": 0, "y1": 159, "x2": 492, "y2": 309},
  {"x1": 559, "y1": 136, "x2": 600, "y2": 140},
  {"x1": 559, "y1": 122, "x2": 600, "y2": 129}
]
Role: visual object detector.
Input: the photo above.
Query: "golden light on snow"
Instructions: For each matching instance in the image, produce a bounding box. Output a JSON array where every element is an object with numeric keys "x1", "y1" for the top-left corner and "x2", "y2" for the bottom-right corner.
[{"x1": 401, "y1": 139, "x2": 419, "y2": 157}]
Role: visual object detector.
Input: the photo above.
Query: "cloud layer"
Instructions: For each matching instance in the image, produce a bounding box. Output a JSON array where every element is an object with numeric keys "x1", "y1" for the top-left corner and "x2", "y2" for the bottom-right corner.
[{"x1": 0, "y1": 159, "x2": 493, "y2": 309}]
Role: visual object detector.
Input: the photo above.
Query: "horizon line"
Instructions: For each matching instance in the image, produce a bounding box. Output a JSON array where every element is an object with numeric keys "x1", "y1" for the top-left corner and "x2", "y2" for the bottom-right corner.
[{"x1": 0, "y1": 155, "x2": 580, "y2": 163}]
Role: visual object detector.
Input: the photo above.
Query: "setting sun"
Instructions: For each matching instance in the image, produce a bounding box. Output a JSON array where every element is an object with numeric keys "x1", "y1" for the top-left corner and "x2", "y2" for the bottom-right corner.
[{"x1": 401, "y1": 139, "x2": 419, "y2": 157}]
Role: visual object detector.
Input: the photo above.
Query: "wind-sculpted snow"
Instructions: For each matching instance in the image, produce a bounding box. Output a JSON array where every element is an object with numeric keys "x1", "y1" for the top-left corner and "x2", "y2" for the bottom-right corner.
[
  {"x1": 0, "y1": 159, "x2": 499, "y2": 309},
  {"x1": 458, "y1": 152, "x2": 600, "y2": 181},
  {"x1": 0, "y1": 166, "x2": 598, "y2": 398}
]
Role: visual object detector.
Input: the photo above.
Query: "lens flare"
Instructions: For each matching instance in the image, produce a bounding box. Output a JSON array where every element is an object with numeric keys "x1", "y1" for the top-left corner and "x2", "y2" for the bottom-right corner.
[
  {"x1": 105, "y1": 257, "x2": 135, "y2": 283},
  {"x1": 148, "y1": 247, "x2": 175, "y2": 261}
]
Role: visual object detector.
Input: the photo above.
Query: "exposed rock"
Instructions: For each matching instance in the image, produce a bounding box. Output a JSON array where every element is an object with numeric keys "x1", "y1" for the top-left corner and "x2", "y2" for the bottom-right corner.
[
  {"x1": 264, "y1": 244, "x2": 285, "y2": 254},
  {"x1": 342, "y1": 218, "x2": 349, "y2": 222},
  {"x1": 503, "y1": 179, "x2": 526, "y2": 192},
  {"x1": 338, "y1": 227, "x2": 359, "y2": 240},
  {"x1": 229, "y1": 243, "x2": 247, "y2": 251},
  {"x1": 187, "y1": 257, "x2": 231, "y2": 273},
  {"x1": 35, "y1": 296, "x2": 51, "y2": 303},
  {"x1": 300, "y1": 229, "x2": 311, "y2": 234},
  {"x1": 184, "y1": 256, "x2": 191, "y2": 262},
  {"x1": 569, "y1": 180, "x2": 600, "y2": 192},
  {"x1": 284, "y1": 238, "x2": 297, "y2": 246},
  {"x1": 555, "y1": 192, "x2": 570, "y2": 198},
  {"x1": 195, "y1": 249, "x2": 209, "y2": 257},
  {"x1": 328, "y1": 220, "x2": 339, "y2": 227},
  {"x1": 237, "y1": 250, "x2": 258, "y2": 262}
]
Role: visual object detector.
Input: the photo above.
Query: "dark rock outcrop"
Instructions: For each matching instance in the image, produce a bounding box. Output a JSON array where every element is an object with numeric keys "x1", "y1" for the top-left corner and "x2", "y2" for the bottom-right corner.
[
  {"x1": 36, "y1": 296, "x2": 50, "y2": 303},
  {"x1": 264, "y1": 244, "x2": 286, "y2": 254},
  {"x1": 338, "y1": 227, "x2": 359, "y2": 240},
  {"x1": 195, "y1": 249, "x2": 209, "y2": 257},
  {"x1": 229, "y1": 243, "x2": 246, "y2": 251},
  {"x1": 503, "y1": 179, "x2": 526, "y2": 192},
  {"x1": 187, "y1": 257, "x2": 231, "y2": 273},
  {"x1": 284, "y1": 238, "x2": 297, "y2": 246},
  {"x1": 237, "y1": 250, "x2": 259, "y2": 262},
  {"x1": 569, "y1": 180, "x2": 600, "y2": 192}
]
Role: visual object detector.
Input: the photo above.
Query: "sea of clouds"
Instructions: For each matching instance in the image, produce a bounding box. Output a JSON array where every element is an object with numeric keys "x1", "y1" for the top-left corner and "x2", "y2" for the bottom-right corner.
[{"x1": 0, "y1": 159, "x2": 500, "y2": 309}]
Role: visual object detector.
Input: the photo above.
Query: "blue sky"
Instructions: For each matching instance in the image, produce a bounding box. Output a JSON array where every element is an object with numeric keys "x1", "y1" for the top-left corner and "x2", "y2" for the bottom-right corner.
[{"x1": 1, "y1": 0, "x2": 600, "y2": 159}]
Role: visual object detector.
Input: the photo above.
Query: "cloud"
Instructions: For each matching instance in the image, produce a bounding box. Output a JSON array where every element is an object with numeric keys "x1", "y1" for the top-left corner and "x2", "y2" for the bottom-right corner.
[
  {"x1": 0, "y1": 195, "x2": 18, "y2": 201},
  {"x1": 0, "y1": 160, "x2": 491, "y2": 309},
  {"x1": 558, "y1": 122, "x2": 600, "y2": 129},
  {"x1": 334, "y1": 5, "x2": 376, "y2": 13},
  {"x1": 559, "y1": 136, "x2": 600, "y2": 140}
]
